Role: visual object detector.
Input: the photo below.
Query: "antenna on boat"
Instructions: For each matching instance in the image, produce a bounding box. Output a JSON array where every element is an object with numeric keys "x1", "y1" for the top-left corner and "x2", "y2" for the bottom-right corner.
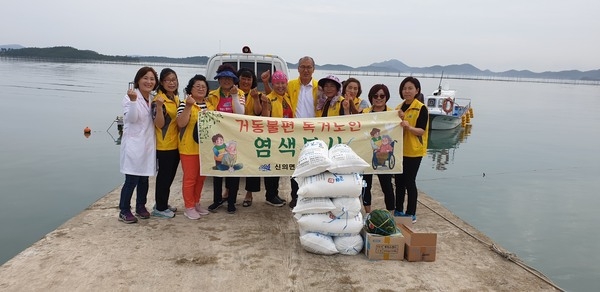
[{"x1": 434, "y1": 71, "x2": 444, "y2": 96}]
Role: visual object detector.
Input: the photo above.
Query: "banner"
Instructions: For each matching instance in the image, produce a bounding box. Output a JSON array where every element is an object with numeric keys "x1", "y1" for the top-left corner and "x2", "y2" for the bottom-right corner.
[{"x1": 198, "y1": 111, "x2": 403, "y2": 176}]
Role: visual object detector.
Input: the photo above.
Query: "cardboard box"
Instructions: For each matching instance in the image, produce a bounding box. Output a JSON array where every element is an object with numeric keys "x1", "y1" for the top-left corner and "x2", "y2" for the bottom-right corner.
[
  {"x1": 398, "y1": 222, "x2": 437, "y2": 262},
  {"x1": 362, "y1": 229, "x2": 405, "y2": 260}
]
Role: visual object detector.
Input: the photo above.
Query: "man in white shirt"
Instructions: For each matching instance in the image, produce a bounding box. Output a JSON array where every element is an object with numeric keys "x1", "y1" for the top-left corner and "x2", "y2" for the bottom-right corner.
[{"x1": 287, "y1": 56, "x2": 318, "y2": 208}]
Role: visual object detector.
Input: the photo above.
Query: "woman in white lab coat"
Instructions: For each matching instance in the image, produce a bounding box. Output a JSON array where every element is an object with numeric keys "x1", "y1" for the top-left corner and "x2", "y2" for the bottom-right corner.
[{"x1": 118, "y1": 66, "x2": 159, "y2": 224}]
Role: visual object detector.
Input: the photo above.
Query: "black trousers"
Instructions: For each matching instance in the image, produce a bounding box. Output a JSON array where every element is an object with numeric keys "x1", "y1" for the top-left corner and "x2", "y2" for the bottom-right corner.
[
  {"x1": 362, "y1": 174, "x2": 394, "y2": 211},
  {"x1": 394, "y1": 156, "x2": 423, "y2": 215},
  {"x1": 264, "y1": 177, "x2": 280, "y2": 199},
  {"x1": 213, "y1": 177, "x2": 240, "y2": 207},
  {"x1": 245, "y1": 177, "x2": 261, "y2": 192},
  {"x1": 155, "y1": 149, "x2": 180, "y2": 211},
  {"x1": 290, "y1": 177, "x2": 299, "y2": 201}
]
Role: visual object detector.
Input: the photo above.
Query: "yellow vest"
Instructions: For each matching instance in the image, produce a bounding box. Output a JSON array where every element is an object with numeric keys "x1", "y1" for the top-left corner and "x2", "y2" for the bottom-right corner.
[
  {"x1": 397, "y1": 100, "x2": 429, "y2": 157},
  {"x1": 287, "y1": 78, "x2": 318, "y2": 115},
  {"x1": 243, "y1": 90, "x2": 266, "y2": 116},
  {"x1": 206, "y1": 87, "x2": 246, "y2": 112},
  {"x1": 362, "y1": 105, "x2": 393, "y2": 113},
  {"x1": 266, "y1": 92, "x2": 294, "y2": 118},
  {"x1": 316, "y1": 96, "x2": 345, "y2": 117},
  {"x1": 153, "y1": 91, "x2": 179, "y2": 151},
  {"x1": 178, "y1": 103, "x2": 201, "y2": 155}
]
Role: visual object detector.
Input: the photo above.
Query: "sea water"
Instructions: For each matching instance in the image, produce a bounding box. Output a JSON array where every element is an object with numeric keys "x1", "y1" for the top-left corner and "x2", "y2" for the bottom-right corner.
[{"x1": 0, "y1": 59, "x2": 598, "y2": 291}]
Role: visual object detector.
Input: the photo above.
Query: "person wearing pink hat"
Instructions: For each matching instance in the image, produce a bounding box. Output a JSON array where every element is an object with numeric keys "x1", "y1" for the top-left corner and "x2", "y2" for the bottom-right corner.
[
  {"x1": 258, "y1": 70, "x2": 293, "y2": 207},
  {"x1": 316, "y1": 74, "x2": 345, "y2": 117}
]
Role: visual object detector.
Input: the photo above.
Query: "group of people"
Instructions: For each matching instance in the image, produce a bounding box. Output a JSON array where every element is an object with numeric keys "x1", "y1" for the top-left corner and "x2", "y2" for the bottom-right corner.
[{"x1": 118, "y1": 56, "x2": 428, "y2": 224}]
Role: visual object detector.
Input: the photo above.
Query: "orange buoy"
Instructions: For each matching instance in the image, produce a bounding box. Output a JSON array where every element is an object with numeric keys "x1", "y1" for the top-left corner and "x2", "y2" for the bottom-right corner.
[
  {"x1": 442, "y1": 98, "x2": 453, "y2": 114},
  {"x1": 84, "y1": 126, "x2": 91, "y2": 134}
]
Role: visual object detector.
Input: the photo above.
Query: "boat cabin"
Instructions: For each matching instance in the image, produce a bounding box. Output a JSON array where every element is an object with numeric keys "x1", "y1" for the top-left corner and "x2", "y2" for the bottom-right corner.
[{"x1": 427, "y1": 89, "x2": 457, "y2": 114}]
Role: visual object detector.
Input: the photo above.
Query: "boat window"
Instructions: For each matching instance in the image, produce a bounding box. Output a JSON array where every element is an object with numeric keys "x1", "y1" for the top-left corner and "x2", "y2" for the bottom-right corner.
[{"x1": 427, "y1": 98, "x2": 436, "y2": 107}]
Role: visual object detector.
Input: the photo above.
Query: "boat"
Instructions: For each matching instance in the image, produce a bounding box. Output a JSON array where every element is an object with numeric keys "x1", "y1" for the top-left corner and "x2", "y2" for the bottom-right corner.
[
  {"x1": 425, "y1": 75, "x2": 474, "y2": 130},
  {"x1": 205, "y1": 46, "x2": 290, "y2": 91}
]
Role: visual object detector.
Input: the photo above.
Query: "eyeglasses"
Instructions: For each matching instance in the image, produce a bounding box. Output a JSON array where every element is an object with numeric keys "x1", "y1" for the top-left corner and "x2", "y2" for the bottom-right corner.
[
  {"x1": 299, "y1": 65, "x2": 313, "y2": 71},
  {"x1": 373, "y1": 94, "x2": 386, "y2": 99},
  {"x1": 163, "y1": 79, "x2": 178, "y2": 84}
]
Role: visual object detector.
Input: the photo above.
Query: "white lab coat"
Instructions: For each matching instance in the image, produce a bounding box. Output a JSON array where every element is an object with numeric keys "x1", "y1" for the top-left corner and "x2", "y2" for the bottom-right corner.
[{"x1": 119, "y1": 90, "x2": 157, "y2": 176}]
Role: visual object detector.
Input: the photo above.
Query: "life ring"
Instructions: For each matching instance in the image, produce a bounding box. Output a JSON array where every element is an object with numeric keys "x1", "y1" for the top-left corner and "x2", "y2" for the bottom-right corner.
[{"x1": 442, "y1": 98, "x2": 453, "y2": 114}]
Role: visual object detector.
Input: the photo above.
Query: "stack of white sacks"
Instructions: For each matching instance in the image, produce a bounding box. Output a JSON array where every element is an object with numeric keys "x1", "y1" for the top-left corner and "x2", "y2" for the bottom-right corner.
[{"x1": 291, "y1": 140, "x2": 370, "y2": 255}]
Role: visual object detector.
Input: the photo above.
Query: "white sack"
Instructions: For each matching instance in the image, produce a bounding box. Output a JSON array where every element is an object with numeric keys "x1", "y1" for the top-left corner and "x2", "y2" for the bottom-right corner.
[
  {"x1": 296, "y1": 172, "x2": 363, "y2": 198},
  {"x1": 296, "y1": 213, "x2": 364, "y2": 236},
  {"x1": 300, "y1": 232, "x2": 338, "y2": 255},
  {"x1": 292, "y1": 196, "x2": 336, "y2": 215},
  {"x1": 292, "y1": 140, "x2": 332, "y2": 178},
  {"x1": 331, "y1": 197, "x2": 363, "y2": 218},
  {"x1": 327, "y1": 143, "x2": 369, "y2": 174},
  {"x1": 333, "y1": 234, "x2": 364, "y2": 255}
]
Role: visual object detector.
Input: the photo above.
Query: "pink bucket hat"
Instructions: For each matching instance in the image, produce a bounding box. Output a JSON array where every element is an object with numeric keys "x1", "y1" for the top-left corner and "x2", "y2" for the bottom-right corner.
[
  {"x1": 318, "y1": 74, "x2": 342, "y2": 90},
  {"x1": 271, "y1": 71, "x2": 288, "y2": 83}
]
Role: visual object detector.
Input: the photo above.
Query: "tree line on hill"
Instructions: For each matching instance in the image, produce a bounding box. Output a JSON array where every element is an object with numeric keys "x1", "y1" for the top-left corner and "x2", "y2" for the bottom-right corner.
[
  {"x1": 1, "y1": 46, "x2": 598, "y2": 81},
  {"x1": 0, "y1": 46, "x2": 208, "y2": 65}
]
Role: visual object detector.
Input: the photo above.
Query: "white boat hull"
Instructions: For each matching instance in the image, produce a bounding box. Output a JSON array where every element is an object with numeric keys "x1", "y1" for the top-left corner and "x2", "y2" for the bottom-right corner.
[{"x1": 429, "y1": 114, "x2": 463, "y2": 130}]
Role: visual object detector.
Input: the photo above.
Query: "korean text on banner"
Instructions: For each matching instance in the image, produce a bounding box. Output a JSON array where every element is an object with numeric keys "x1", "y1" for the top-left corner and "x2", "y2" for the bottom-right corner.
[{"x1": 197, "y1": 111, "x2": 403, "y2": 176}]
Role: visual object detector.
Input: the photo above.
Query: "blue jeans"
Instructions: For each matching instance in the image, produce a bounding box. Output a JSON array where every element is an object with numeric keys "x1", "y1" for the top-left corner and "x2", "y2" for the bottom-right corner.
[{"x1": 119, "y1": 174, "x2": 149, "y2": 212}]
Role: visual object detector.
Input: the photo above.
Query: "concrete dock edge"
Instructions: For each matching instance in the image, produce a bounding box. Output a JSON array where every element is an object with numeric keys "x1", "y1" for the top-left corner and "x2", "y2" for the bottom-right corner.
[{"x1": 0, "y1": 171, "x2": 561, "y2": 291}]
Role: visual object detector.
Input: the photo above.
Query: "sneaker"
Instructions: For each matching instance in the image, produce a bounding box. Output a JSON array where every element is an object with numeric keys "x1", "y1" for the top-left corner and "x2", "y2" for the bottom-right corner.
[
  {"x1": 152, "y1": 206, "x2": 175, "y2": 218},
  {"x1": 289, "y1": 198, "x2": 297, "y2": 209},
  {"x1": 118, "y1": 210, "x2": 138, "y2": 224},
  {"x1": 135, "y1": 206, "x2": 151, "y2": 219},
  {"x1": 153, "y1": 204, "x2": 177, "y2": 213},
  {"x1": 208, "y1": 200, "x2": 225, "y2": 212},
  {"x1": 227, "y1": 205, "x2": 237, "y2": 214},
  {"x1": 266, "y1": 196, "x2": 285, "y2": 207},
  {"x1": 393, "y1": 210, "x2": 405, "y2": 217},
  {"x1": 276, "y1": 195, "x2": 287, "y2": 203},
  {"x1": 184, "y1": 207, "x2": 201, "y2": 220},
  {"x1": 195, "y1": 203, "x2": 210, "y2": 216},
  {"x1": 412, "y1": 215, "x2": 417, "y2": 223}
]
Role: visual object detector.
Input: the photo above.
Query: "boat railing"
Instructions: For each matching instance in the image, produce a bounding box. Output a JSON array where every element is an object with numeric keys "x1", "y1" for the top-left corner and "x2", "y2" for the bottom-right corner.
[{"x1": 453, "y1": 97, "x2": 471, "y2": 107}]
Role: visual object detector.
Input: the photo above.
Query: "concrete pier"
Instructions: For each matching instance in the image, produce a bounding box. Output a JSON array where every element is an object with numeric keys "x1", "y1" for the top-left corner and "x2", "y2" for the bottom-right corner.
[{"x1": 0, "y1": 171, "x2": 561, "y2": 291}]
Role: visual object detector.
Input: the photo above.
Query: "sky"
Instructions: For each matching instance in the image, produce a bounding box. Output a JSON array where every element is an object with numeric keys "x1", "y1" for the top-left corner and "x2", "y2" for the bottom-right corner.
[{"x1": 2, "y1": 0, "x2": 599, "y2": 72}]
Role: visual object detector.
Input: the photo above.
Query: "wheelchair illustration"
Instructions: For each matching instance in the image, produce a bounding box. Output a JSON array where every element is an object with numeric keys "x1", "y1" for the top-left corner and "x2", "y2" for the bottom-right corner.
[{"x1": 372, "y1": 140, "x2": 397, "y2": 170}]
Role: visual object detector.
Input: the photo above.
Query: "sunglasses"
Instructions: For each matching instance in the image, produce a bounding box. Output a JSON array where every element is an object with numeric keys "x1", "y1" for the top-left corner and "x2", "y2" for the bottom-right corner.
[{"x1": 372, "y1": 94, "x2": 386, "y2": 100}]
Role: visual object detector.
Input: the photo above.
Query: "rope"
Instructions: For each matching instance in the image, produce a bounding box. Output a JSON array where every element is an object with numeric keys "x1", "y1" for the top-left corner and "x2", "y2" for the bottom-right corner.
[
  {"x1": 365, "y1": 211, "x2": 398, "y2": 235},
  {"x1": 417, "y1": 198, "x2": 565, "y2": 292}
]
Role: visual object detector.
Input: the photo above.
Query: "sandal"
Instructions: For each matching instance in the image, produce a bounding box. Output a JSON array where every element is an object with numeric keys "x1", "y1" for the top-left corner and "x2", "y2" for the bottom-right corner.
[{"x1": 242, "y1": 199, "x2": 252, "y2": 207}]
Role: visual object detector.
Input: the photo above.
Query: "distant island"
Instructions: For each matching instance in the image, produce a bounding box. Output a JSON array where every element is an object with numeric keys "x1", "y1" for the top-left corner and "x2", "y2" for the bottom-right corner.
[
  {"x1": 0, "y1": 46, "x2": 208, "y2": 65},
  {"x1": 1, "y1": 45, "x2": 599, "y2": 82}
]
